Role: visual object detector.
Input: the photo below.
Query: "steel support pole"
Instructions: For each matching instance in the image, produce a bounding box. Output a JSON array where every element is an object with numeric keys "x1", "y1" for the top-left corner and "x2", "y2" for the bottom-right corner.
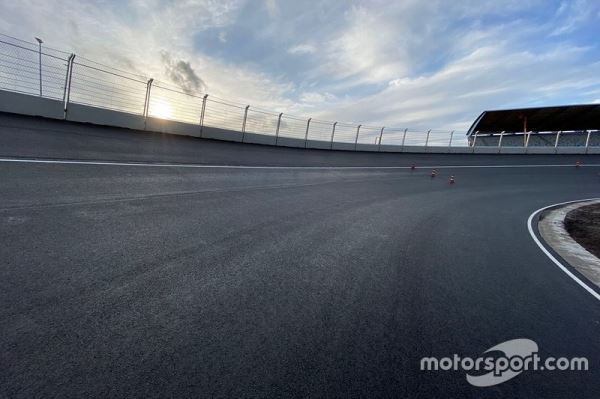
[
  {"x1": 62, "y1": 54, "x2": 75, "y2": 117},
  {"x1": 498, "y1": 131, "x2": 505, "y2": 149},
  {"x1": 37, "y1": 41, "x2": 42, "y2": 97},
  {"x1": 199, "y1": 94, "x2": 208, "y2": 137},
  {"x1": 143, "y1": 78, "x2": 154, "y2": 118},
  {"x1": 241, "y1": 105, "x2": 250, "y2": 137},
  {"x1": 472, "y1": 131, "x2": 479, "y2": 147},
  {"x1": 304, "y1": 118, "x2": 312, "y2": 148},
  {"x1": 401, "y1": 128, "x2": 408, "y2": 149},
  {"x1": 448, "y1": 130, "x2": 454, "y2": 147},
  {"x1": 424, "y1": 129, "x2": 431, "y2": 147},
  {"x1": 525, "y1": 131, "x2": 531, "y2": 148},
  {"x1": 378, "y1": 127, "x2": 384, "y2": 151},
  {"x1": 554, "y1": 130, "x2": 561, "y2": 149},
  {"x1": 354, "y1": 124, "x2": 362, "y2": 150},
  {"x1": 585, "y1": 130, "x2": 592, "y2": 153},
  {"x1": 275, "y1": 112, "x2": 283, "y2": 145},
  {"x1": 330, "y1": 122, "x2": 338, "y2": 149}
]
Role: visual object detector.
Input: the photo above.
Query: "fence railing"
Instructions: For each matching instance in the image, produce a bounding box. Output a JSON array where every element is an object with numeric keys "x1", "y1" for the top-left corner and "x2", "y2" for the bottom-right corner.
[{"x1": 0, "y1": 34, "x2": 476, "y2": 148}]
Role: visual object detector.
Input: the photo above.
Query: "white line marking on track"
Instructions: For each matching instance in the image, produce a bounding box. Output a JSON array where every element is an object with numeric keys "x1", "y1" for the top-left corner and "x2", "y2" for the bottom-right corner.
[
  {"x1": 1, "y1": 158, "x2": 600, "y2": 170},
  {"x1": 527, "y1": 199, "x2": 600, "y2": 301}
]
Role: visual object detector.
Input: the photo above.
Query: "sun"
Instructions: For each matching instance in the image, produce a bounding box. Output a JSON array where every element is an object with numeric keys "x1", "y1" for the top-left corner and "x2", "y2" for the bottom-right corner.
[{"x1": 152, "y1": 99, "x2": 172, "y2": 119}]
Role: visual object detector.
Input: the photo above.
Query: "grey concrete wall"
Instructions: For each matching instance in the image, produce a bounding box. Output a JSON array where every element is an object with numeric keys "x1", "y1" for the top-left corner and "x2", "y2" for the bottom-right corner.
[
  {"x1": 0, "y1": 90, "x2": 64, "y2": 120},
  {"x1": 587, "y1": 147, "x2": 600, "y2": 154},
  {"x1": 242, "y1": 132, "x2": 276, "y2": 146},
  {"x1": 525, "y1": 147, "x2": 556, "y2": 154},
  {"x1": 355, "y1": 143, "x2": 379, "y2": 152},
  {"x1": 402, "y1": 146, "x2": 427, "y2": 153},
  {"x1": 473, "y1": 146, "x2": 500, "y2": 154},
  {"x1": 332, "y1": 142, "x2": 356, "y2": 151},
  {"x1": 201, "y1": 125, "x2": 243, "y2": 142},
  {"x1": 450, "y1": 147, "x2": 474, "y2": 154},
  {"x1": 276, "y1": 137, "x2": 305, "y2": 148},
  {"x1": 145, "y1": 117, "x2": 200, "y2": 137},
  {"x1": 379, "y1": 145, "x2": 403, "y2": 153},
  {"x1": 556, "y1": 147, "x2": 586, "y2": 154},
  {"x1": 499, "y1": 147, "x2": 527, "y2": 154},
  {"x1": 67, "y1": 103, "x2": 145, "y2": 130},
  {"x1": 306, "y1": 140, "x2": 331, "y2": 150},
  {"x1": 2, "y1": 89, "x2": 597, "y2": 156}
]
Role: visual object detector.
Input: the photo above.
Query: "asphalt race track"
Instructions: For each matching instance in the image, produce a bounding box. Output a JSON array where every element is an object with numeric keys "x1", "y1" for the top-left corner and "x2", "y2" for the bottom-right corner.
[{"x1": 1, "y1": 113, "x2": 600, "y2": 398}]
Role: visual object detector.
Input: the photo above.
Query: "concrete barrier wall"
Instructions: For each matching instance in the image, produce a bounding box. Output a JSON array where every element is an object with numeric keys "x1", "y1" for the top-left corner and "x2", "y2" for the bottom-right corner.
[
  {"x1": 332, "y1": 142, "x2": 356, "y2": 151},
  {"x1": 379, "y1": 145, "x2": 403, "y2": 153},
  {"x1": 402, "y1": 146, "x2": 427, "y2": 153},
  {"x1": 450, "y1": 147, "x2": 474, "y2": 154},
  {"x1": 526, "y1": 147, "x2": 556, "y2": 154},
  {"x1": 306, "y1": 139, "x2": 331, "y2": 150},
  {"x1": 276, "y1": 136, "x2": 305, "y2": 148},
  {"x1": 473, "y1": 146, "x2": 500, "y2": 154},
  {"x1": 242, "y1": 132, "x2": 276, "y2": 146},
  {"x1": 1, "y1": 89, "x2": 597, "y2": 156},
  {"x1": 556, "y1": 147, "x2": 587, "y2": 154},
  {"x1": 499, "y1": 147, "x2": 527, "y2": 154},
  {"x1": 356, "y1": 143, "x2": 379, "y2": 152},
  {"x1": 145, "y1": 117, "x2": 200, "y2": 137},
  {"x1": 0, "y1": 90, "x2": 64, "y2": 120},
  {"x1": 201, "y1": 125, "x2": 243, "y2": 142},
  {"x1": 67, "y1": 103, "x2": 146, "y2": 130}
]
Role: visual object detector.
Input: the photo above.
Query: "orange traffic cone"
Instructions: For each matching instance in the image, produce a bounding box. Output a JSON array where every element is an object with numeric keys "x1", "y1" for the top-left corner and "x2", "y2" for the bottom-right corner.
[{"x1": 449, "y1": 175, "x2": 455, "y2": 184}]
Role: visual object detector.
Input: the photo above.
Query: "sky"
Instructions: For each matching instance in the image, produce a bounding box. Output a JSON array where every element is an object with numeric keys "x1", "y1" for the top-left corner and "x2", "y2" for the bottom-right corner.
[{"x1": 1, "y1": 0, "x2": 599, "y2": 131}]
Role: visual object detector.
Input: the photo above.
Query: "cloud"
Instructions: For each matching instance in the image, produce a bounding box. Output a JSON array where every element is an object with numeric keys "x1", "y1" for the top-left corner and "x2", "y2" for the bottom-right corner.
[
  {"x1": 287, "y1": 44, "x2": 316, "y2": 55},
  {"x1": 264, "y1": 0, "x2": 280, "y2": 18},
  {"x1": 0, "y1": 0, "x2": 599, "y2": 131},
  {"x1": 160, "y1": 51, "x2": 207, "y2": 95},
  {"x1": 551, "y1": 0, "x2": 595, "y2": 35}
]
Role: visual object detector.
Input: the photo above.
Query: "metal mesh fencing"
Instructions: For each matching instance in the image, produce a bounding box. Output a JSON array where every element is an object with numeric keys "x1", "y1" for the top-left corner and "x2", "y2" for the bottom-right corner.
[
  {"x1": 203, "y1": 98, "x2": 245, "y2": 131},
  {"x1": 0, "y1": 37, "x2": 69, "y2": 100},
  {"x1": 69, "y1": 61, "x2": 147, "y2": 114},
  {"x1": 244, "y1": 108, "x2": 279, "y2": 135},
  {"x1": 278, "y1": 115, "x2": 309, "y2": 139},
  {"x1": 149, "y1": 82, "x2": 203, "y2": 123},
  {"x1": 357, "y1": 126, "x2": 382, "y2": 145},
  {"x1": 0, "y1": 34, "x2": 474, "y2": 149}
]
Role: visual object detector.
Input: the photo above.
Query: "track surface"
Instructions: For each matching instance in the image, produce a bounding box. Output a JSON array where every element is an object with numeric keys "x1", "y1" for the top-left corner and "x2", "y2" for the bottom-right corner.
[{"x1": 1, "y1": 114, "x2": 600, "y2": 398}]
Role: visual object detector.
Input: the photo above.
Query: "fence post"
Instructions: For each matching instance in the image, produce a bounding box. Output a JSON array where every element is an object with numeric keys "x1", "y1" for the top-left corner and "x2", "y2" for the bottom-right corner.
[
  {"x1": 524, "y1": 131, "x2": 531, "y2": 150},
  {"x1": 401, "y1": 128, "x2": 408, "y2": 150},
  {"x1": 472, "y1": 131, "x2": 479, "y2": 147},
  {"x1": 354, "y1": 124, "x2": 362, "y2": 150},
  {"x1": 62, "y1": 54, "x2": 76, "y2": 118},
  {"x1": 199, "y1": 94, "x2": 208, "y2": 137},
  {"x1": 585, "y1": 130, "x2": 592, "y2": 153},
  {"x1": 554, "y1": 130, "x2": 561, "y2": 153},
  {"x1": 241, "y1": 105, "x2": 250, "y2": 142},
  {"x1": 36, "y1": 38, "x2": 43, "y2": 97},
  {"x1": 304, "y1": 118, "x2": 312, "y2": 148},
  {"x1": 275, "y1": 112, "x2": 283, "y2": 145},
  {"x1": 424, "y1": 129, "x2": 431, "y2": 148},
  {"x1": 378, "y1": 127, "x2": 384, "y2": 151},
  {"x1": 143, "y1": 78, "x2": 154, "y2": 118},
  {"x1": 330, "y1": 122, "x2": 338, "y2": 149},
  {"x1": 498, "y1": 130, "x2": 505, "y2": 149},
  {"x1": 448, "y1": 130, "x2": 454, "y2": 147}
]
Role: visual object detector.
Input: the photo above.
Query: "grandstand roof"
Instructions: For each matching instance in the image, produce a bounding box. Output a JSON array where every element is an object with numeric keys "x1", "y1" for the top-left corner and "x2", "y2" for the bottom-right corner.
[{"x1": 467, "y1": 104, "x2": 600, "y2": 136}]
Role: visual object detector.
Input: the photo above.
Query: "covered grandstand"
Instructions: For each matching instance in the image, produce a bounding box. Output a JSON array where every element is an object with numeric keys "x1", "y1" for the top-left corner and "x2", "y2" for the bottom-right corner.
[{"x1": 467, "y1": 104, "x2": 600, "y2": 148}]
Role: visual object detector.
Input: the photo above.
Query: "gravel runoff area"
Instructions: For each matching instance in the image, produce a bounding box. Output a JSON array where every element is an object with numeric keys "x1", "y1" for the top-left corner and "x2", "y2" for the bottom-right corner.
[{"x1": 565, "y1": 203, "x2": 600, "y2": 259}]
